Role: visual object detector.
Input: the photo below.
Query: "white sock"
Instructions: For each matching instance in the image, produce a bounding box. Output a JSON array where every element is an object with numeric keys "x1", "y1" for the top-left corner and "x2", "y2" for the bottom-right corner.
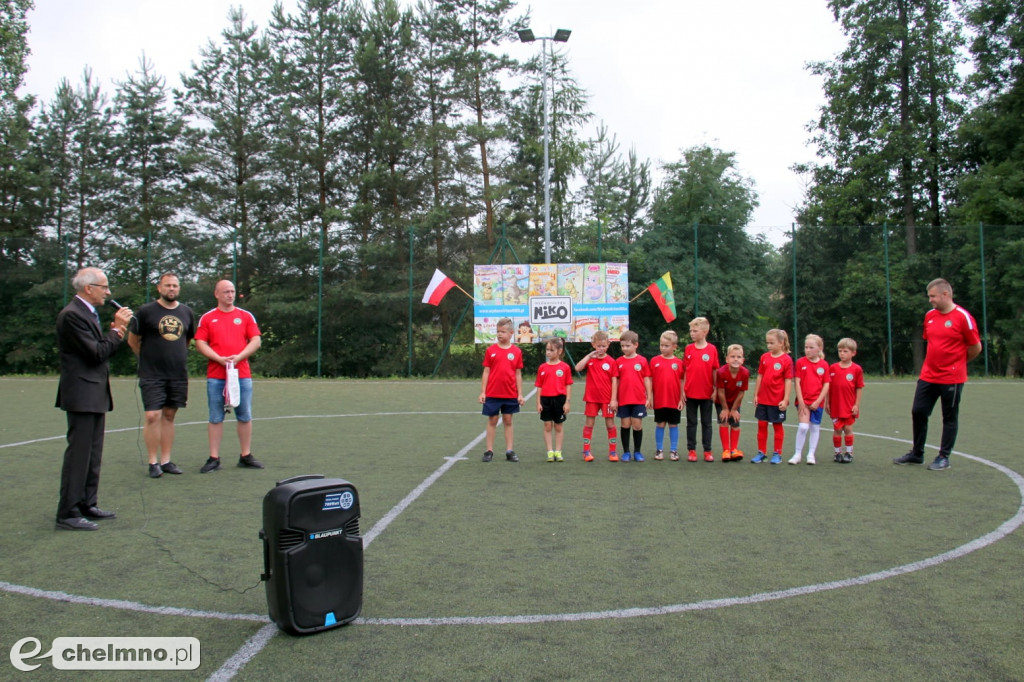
[
  {"x1": 808, "y1": 423, "x2": 821, "y2": 456},
  {"x1": 794, "y1": 422, "x2": 809, "y2": 456}
]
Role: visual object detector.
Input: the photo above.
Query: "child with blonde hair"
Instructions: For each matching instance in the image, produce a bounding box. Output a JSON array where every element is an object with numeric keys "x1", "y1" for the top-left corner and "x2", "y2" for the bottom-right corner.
[
  {"x1": 828, "y1": 338, "x2": 864, "y2": 463},
  {"x1": 751, "y1": 329, "x2": 793, "y2": 464},
  {"x1": 789, "y1": 334, "x2": 830, "y2": 465},
  {"x1": 650, "y1": 330, "x2": 684, "y2": 460},
  {"x1": 716, "y1": 344, "x2": 749, "y2": 461}
]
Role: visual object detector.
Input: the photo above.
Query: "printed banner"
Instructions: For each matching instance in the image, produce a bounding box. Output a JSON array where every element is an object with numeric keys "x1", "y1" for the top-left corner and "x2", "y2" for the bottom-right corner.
[{"x1": 473, "y1": 263, "x2": 629, "y2": 344}]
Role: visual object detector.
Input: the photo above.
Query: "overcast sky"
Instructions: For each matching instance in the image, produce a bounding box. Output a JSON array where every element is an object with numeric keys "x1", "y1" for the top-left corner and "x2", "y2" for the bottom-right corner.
[{"x1": 23, "y1": 0, "x2": 848, "y2": 243}]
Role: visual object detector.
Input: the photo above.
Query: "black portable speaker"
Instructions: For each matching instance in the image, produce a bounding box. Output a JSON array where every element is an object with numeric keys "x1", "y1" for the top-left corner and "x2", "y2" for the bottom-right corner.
[{"x1": 260, "y1": 475, "x2": 363, "y2": 634}]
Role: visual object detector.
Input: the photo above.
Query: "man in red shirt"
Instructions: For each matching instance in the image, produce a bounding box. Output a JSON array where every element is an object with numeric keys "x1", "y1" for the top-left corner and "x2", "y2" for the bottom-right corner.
[
  {"x1": 893, "y1": 278, "x2": 982, "y2": 471},
  {"x1": 195, "y1": 280, "x2": 263, "y2": 473}
]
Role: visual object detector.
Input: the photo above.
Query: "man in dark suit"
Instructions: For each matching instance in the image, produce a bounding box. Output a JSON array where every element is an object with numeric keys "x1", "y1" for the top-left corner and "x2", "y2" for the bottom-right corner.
[{"x1": 55, "y1": 267, "x2": 133, "y2": 530}]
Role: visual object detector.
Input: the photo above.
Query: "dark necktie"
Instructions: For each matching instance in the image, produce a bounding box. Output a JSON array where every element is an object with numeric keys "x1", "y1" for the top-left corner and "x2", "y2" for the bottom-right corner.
[{"x1": 92, "y1": 309, "x2": 101, "y2": 328}]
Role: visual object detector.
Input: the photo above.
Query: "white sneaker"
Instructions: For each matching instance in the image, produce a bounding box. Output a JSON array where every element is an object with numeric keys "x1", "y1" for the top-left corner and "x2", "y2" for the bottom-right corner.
[
  {"x1": 788, "y1": 454, "x2": 801, "y2": 465},
  {"x1": 807, "y1": 454, "x2": 816, "y2": 465}
]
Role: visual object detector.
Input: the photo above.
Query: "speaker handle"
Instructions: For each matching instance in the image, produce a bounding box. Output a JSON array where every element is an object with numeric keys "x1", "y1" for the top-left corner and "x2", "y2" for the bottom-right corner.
[
  {"x1": 274, "y1": 474, "x2": 325, "y2": 487},
  {"x1": 259, "y1": 529, "x2": 271, "y2": 581}
]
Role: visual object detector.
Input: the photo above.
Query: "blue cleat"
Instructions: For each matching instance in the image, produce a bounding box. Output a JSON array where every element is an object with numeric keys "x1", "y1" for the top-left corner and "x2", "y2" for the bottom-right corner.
[
  {"x1": 769, "y1": 453, "x2": 783, "y2": 464},
  {"x1": 633, "y1": 451, "x2": 645, "y2": 462},
  {"x1": 751, "y1": 452, "x2": 767, "y2": 463},
  {"x1": 621, "y1": 451, "x2": 632, "y2": 462}
]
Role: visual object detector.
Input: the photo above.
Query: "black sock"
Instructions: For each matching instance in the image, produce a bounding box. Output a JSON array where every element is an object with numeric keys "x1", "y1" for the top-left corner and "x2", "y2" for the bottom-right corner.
[
  {"x1": 633, "y1": 429, "x2": 643, "y2": 453},
  {"x1": 620, "y1": 427, "x2": 631, "y2": 452}
]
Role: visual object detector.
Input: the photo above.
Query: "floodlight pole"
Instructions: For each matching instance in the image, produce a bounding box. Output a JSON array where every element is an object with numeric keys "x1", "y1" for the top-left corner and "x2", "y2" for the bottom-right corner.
[{"x1": 518, "y1": 28, "x2": 571, "y2": 264}]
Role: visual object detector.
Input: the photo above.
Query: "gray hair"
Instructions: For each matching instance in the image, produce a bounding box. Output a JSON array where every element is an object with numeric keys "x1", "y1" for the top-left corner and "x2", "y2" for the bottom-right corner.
[{"x1": 71, "y1": 267, "x2": 104, "y2": 292}]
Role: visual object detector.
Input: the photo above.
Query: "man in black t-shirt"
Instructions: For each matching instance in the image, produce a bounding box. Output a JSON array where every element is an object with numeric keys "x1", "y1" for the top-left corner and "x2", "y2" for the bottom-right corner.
[{"x1": 128, "y1": 273, "x2": 196, "y2": 478}]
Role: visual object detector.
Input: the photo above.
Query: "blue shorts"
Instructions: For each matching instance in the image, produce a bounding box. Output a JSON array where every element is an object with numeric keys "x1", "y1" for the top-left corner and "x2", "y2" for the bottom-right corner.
[
  {"x1": 806, "y1": 406, "x2": 824, "y2": 425},
  {"x1": 616, "y1": 403, "x2": 647, "y2": 419},
  {"x1": 207, "y1": 378, "x2": 253, "y2": 423},
  {"x1": 482, "y1": 397, "x2": 520, "y2": 417}
]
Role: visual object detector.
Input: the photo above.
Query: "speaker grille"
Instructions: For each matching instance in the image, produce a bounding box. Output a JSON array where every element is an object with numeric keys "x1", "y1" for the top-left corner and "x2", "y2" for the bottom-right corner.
[
  {"x1": 279, "y1": 528, "x2": 304, "y2": 550},
  {"x1": 344, "y1": 515, "x2": 361, "y2": 537}
]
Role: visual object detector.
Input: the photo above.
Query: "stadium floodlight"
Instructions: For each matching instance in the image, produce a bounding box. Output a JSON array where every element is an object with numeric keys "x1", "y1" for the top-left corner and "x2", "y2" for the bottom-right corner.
[{"x1": 517, "y1": 27, "x2": 573, "y2": 263}]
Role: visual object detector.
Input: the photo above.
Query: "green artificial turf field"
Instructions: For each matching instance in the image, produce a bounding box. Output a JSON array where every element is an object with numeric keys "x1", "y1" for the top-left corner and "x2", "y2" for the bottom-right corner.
[{"x1": 1, "y1": 376, "x2": 1022, "y2": 680}]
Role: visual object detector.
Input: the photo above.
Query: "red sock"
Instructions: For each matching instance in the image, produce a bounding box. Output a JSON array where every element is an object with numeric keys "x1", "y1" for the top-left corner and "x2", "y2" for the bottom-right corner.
[
  {"x1": 730, "y1": 429, "x2": 741, "y2": 450},
  {"x1": 845, "y1": 434, "x2": 854, "y2": 452},
  {"x1": 607, "y1": 427, "x2": 617, "y2": 453},
  {"x1": 833, "y1": 434, "x2": 842, "y2": 450},
  {"x1": 583, "y1": 426, "x2": 593, "y2": 450},
  {"x1": 773, "y1": 422, "x2": 785, "y2": 453},
  {"x1": 757, "y1": 421, "x2": 768, "y2": 453},
  {"x1": 719, "y1": 425, "x2": 730, "y2": 450}
]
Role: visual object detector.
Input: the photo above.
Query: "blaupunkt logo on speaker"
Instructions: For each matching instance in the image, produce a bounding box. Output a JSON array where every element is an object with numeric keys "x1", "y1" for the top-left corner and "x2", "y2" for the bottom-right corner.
[{"x1": 9, "y1": 637, "x2": 200, "y2": 671}]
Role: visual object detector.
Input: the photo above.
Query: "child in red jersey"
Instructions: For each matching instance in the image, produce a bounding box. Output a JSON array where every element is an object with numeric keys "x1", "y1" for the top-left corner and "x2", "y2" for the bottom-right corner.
[
  {"x1": 828, "y1": 337, "x2": 864, "y2": 463},
  {"x1": 479, "y1": 318, "x2": 524, "y2": 463},
  {"x1": 716, "y1": 344, "x2": 749, "y2": 461},
  {"x1": 574, "y1": 330, "x2": 619, "y2": 461},
  {"x1": 682, "y1": 316, "x2": 721, "y2": 462},
  {"x1": 650, "y1": 330, "x2": 684, "y2": 460},
  {"x1": 535, "y1": 337, "x2": 573, "y2": 462},
  {"x1": 789, "y1": 334, "x2": 831, "y2": 465},
  {"x1": 615, "y1": 330, "x2": 652, "y2": 462},
  {"x1": 751, "y1": 329, "x2": 794, "y2": 464}
]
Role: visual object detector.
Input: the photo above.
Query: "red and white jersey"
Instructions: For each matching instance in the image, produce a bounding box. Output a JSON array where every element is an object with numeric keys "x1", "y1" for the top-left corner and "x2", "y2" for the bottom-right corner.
[
  {"x1": 920, "y1": 305, "x2": 980, "y2": 384},
  {"x1": 482, "y1": 343, "x2": 523, "y2": 399},
  {"x1": 616, "y1": 354, "x2": 650, "y2": 405},
  {"x1": 582, "y1": 354, "x2": 619, "y2": 404},
  {"x1": 795, "y1": 357, "x2": 831, "y2": 404},
  {"x1": 755, "y1": 352, "x2": 794, "y2": 406},
  {"x1": 682, "y1": 342, "x2": 720, "y2": 400},
  {"x1": 195, "y1": 307, "x2": 261, "y2": 379},
  {"x1": 716, "y1": 365, "x2": 750, "y2": 407},
  {"x1": 535, "y1": 360, "x2": 573, "y2": 397},
  {"x1": 828, "y1": 361, "x2": 864, "y2": 419},
  {"x1": 649, "y1": 354, "x2": 684, "y2": 409}
]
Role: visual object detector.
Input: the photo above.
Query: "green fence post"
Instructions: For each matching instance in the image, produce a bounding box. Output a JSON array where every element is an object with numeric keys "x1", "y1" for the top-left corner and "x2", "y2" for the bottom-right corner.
[
  {"x1": 693, "y1": 220, "x2": 699, "y2": 316},
  {"x1": 883, "y1": 223, "x2": 893, "y2": 375},
  {"x1": 979, "y1": 222, "x2": 990, "y2": 377},
  {"x1": 791, "y1": 223, "x2": 798, "y2": 365}
]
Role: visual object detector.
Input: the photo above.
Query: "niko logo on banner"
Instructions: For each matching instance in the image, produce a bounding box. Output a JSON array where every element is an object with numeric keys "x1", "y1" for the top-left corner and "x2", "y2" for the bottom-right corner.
[{"x1": 530, "y1": 296, "x2": 572, "y2": 326}]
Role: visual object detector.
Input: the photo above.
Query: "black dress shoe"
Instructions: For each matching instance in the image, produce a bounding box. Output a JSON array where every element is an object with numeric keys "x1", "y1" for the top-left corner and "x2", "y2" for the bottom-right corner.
[
  {"x1": 160, "y1": 461, "x2": 183, "y2": 475},
  {"x1": 56, "y1": 517, "x2": 99, "y2": 531},
  {"x1": 81, "y1": 506, "x2": 116, "y2": 519}
]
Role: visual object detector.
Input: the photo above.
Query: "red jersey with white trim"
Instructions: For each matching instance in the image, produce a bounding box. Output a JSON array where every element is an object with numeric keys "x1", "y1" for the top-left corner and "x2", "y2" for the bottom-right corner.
[
  {"x1": 828, "y1": 361, "x2": 864, "y2": 419},
  {"x1": 755, "y1": 352, "x2": 794, "y2": 406},
  {"x1": 581, "y1": 354, "x2": 619, "y2": 404},
  {"x1": 682, "y1": 342, "x2": 720, "y2": 399},
  {"x1": 483, "y1": 343, "x2": 523, "y2": 399},
  {"x1": 920, "y1": 305, "x2": 980, "y2": 384},
  {"x1": 795, "y1": 357, "x2": 831, "y2": 404},
  {"x1": 195, "y1": 307, "x2": 261, "y2": 379},
  {"x1": 716, "y1": 365, "x2": 750, "y2": 406},
  {"x1": 535, "y1": 360, "x2": 573, "y2": 397},
  {"x1": 616, "y1": 354, "x2": 650, "y2": 405},
  {"x1": 649, "y1": 355, "x2": 684, "y2": 409}
]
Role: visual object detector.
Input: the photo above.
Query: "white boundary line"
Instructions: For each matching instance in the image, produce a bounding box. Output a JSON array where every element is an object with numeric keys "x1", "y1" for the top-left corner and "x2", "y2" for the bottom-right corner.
[{"x1": 3, "y1": 407, "x2": 1022, "y2": 677}]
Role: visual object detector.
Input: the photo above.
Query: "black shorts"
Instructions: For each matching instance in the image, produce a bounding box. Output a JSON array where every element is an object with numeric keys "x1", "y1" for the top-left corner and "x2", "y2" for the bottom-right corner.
[
  {"x1": 539, "y1": 395, "x2": 568, "y2": 423},
  {"x1": 654, "y1": 408, "x2": 681, "y2": 425},
  {"x1": 139, "y1": 378, "x2": 189, "y2": 411},
  {"x1": 755, "y1": 403, "x2": 787, "y2": 424},
  {"x1": 717, "y1": 404, "x2": 741, "y2": 428}
]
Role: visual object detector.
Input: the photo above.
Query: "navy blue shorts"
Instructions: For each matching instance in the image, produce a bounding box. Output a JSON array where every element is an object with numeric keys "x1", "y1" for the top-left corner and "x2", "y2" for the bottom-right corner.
[
  {"x1": 482, "y1": 397, "x2": 520, "y2": 417},
  {"x1": 616, "y1": 403, "x2": 647, "y2": 419},
  {"x1": 755, "y1": 403, "x2": 787, "y2": 423}
]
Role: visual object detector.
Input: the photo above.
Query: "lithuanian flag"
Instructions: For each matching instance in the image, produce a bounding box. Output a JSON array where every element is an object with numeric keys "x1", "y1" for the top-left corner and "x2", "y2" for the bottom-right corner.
[{"x1": 647, "y1": 272, "x2": 676, "y2": 323}]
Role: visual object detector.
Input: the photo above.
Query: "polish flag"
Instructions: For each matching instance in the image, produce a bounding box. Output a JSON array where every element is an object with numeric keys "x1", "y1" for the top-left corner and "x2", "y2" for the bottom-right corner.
[{"x1": 422, "y1": 269, "x2": 457, "y2": 305}]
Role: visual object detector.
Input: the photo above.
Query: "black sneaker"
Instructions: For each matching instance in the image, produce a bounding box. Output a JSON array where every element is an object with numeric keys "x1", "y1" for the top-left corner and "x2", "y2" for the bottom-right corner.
[
  {"x1": 148, "y1": 463, "x2": 163, "y2": 478},
  {"x1": 238, "y1": 454, "x2": 264, "y2": 469},
  {"x1": 505, "y1": 450, "x2": 519, "y2": 462},
  {"x1": 834, "y1": 452, "x2": 842, "y2": 463},
  {"x1": 199, "y1": 457, "x2": 222, "y2": 473},
  {"x1": 161, "y1": 461, "x2": 183, "y2": 475},
  {"x1": 927, "y1": 455, "x2": 950, "y2": 471},
  {"x1": 893, "y1": 452, "x2": 924, "y2": 465},
  {"x1": 482, "y1": 450, "x2": 493, "y2": 463},
  {"x1": 841, "y1": 453, "x2": 853, "y2": 464}
]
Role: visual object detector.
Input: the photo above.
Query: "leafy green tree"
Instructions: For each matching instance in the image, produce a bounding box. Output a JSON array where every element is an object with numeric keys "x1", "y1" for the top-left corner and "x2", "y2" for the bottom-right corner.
[{"x1": 635, "y1": 144, "x2": 768, "y2": 355}]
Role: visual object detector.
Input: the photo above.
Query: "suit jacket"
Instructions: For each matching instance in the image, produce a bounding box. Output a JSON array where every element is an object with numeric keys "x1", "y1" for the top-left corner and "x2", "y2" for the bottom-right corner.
[{"x1": 55, "y1": 297, "x2": 124, "y2": 413}]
